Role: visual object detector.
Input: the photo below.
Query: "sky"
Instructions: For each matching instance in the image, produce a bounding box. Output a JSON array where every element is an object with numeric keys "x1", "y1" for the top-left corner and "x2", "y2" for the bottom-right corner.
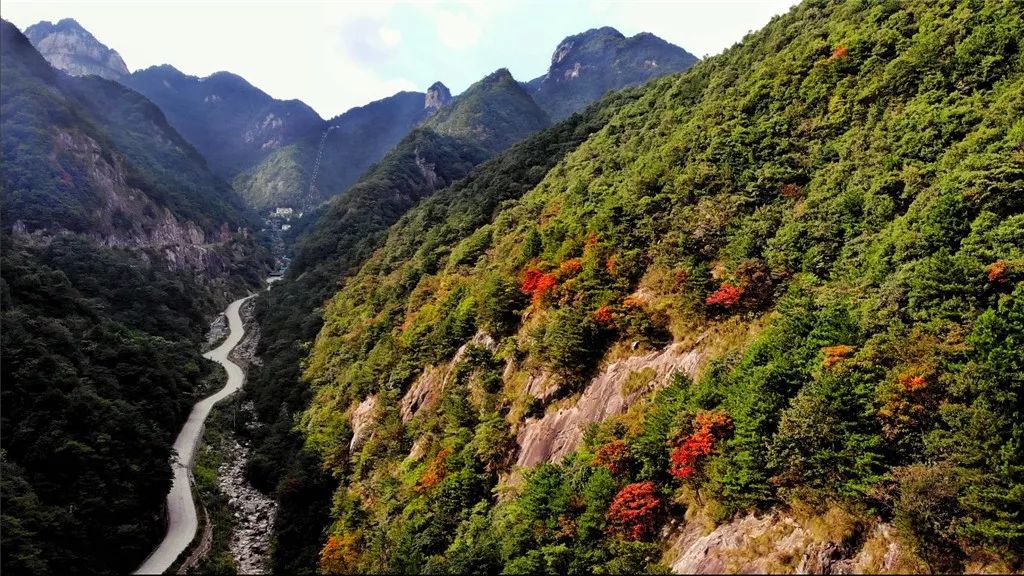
[{"x1": 2, "y1": 0, "x2": 797, "y2": 119}]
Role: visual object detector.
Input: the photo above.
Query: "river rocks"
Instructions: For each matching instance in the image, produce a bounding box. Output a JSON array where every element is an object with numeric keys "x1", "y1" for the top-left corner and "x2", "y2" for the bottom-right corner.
[
  {"x1": 217, "y1": 440, "x2": 276, "y2": 575},
  {"x1": 228, "y1": 297, "x2": 261, "y2": 369}
]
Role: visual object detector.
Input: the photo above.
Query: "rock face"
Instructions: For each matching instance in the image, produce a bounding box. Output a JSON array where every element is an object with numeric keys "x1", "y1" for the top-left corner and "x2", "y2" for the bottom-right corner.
[
  {"x1": 24, "y1": 18, "x2": 128, "y2": 80},
  {"x1": 516, "y1": 337, "x2": 708, "y2": 467},
  {"x1": 3, "y1": 20, "x2": 265, "y2": 285},
  {"x1": 349, "y1": 395, "x2": 378, "y2": 452},
  {"x1": 526, "y1": 26, "x2": 698, "y2": 121},
  {"x1": 424, "y1": 81, "x2": 453, "y2": 111},
  {"x1": 218, "y1": 440, "x2": 277, "y2": 575},
  {"x1": 401, "y1": 332, "x2": 496, "y2": 422},
  {"x1": 662, "y1": 512, "x2": 914, "y2": 574}
]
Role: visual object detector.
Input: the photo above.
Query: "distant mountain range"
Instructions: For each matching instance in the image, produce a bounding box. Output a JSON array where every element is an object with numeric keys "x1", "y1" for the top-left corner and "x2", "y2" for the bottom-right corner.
[{"x1": 24, "y1": 19, "x2": 698, "y2": 213}]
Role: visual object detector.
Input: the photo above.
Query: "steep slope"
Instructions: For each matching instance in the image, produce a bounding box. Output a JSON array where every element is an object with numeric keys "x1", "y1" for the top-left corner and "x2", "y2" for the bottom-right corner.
[
  {"x1": 239, "y1": 67, "x2": 550, "y2": 571},
  {"x1": 289, "y1": 68, "x2": 548, "y2": 278},
  {"x1": 24, "y1": 18, "x2": 128, "y2": 80},
  {"x1": 123, "y1": 65, "x2": 323, "y2": 178},
  {"x1": 423, "y1": 69, "x2": 550, "y2": 153},
  {"x1": 0, "y1": 20, "x2": 268, "y2": 575},
  {"x1": 526, "y1": 26, "x2": 698, "y2": 121},
  {"x1": 290, "y1": 1, "x2": 1022, "y2": 573},
  {"x1": 233, "y1": 86, "x2": 447, "y2": 211}
]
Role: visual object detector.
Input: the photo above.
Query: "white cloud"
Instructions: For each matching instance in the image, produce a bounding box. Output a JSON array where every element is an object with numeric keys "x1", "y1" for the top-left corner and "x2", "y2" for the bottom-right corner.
[
  {"x1": 433, "y1": 9, "x2": 482, "y2": 50},
  {"x1": 379, "y1": 26, "x2": 402, "y2": 48}
]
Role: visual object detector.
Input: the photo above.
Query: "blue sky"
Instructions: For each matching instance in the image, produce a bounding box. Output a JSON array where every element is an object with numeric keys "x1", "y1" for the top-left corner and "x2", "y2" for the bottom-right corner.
[{"x1": 3, "y1": 1, "x2": 797, "y2": 118}]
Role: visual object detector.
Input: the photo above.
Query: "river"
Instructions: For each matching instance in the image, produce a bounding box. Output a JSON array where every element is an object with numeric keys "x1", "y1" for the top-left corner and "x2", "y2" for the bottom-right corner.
[{"x1": 135, "y1": 292, "x2": 256, "y2": 575}]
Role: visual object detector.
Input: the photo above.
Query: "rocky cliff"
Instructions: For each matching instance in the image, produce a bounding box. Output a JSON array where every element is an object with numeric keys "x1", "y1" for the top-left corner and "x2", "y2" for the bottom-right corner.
[
  {"x1": 24, "y1": 18, "x2": 128, "y2": 80},
  {"x1": 526, "y1": 26, "x2": 698, "y2": 120}
]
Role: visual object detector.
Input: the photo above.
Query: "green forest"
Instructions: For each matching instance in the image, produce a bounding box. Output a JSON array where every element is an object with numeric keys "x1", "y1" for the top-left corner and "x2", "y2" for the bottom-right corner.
[
  {"x1": 0, "y1": 19, "x2": 268, "y2": 574},
  {"x1": 245, "y1": 0, "x2": 1022, "y2": 573}
]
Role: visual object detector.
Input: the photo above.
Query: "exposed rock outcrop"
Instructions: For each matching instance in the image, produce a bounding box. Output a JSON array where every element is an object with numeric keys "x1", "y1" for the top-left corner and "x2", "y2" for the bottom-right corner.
[
  {"x1": 516, "y1": 336, "x2": 708, "y2": 467},
  {"x1": 46, "y1": 127, "x2": 249, "y2": 279},
  {"x1": 401, "y1": 331, "x2": 496, "y2": 422},
  {"x1": 349, "y1": 395, "x2": 378, "y2": 452},
  {"x1": 662, "y1": 512, "x2": 915, "y2": 574},
  {"x1": 24, "y1": 18, "x2": 128, "y2": 80},
  {"x1": 526, "y1": 26, "x2": 698, "y2": 121},
  {"x1": 424, "y1": 81, "x2": 452, "y2": 111}
]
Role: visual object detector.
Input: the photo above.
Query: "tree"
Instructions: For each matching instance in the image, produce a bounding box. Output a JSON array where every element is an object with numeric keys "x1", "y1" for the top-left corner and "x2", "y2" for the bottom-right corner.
[{"x1": 606, "y1": 482, "x2": 661, "y2": 541}]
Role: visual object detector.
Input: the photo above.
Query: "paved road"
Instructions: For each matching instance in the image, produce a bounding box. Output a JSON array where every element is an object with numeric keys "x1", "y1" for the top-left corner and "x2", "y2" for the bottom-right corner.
[{"x1": 135, "y1": 293, "x2": 255, "y2": 575}]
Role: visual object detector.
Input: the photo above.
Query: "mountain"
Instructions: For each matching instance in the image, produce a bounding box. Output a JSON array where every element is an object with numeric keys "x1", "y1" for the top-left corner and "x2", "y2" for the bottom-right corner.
[
  {"x1": 242, "y1": 66, "x2": 557, "y2": 571},
  {"x1": 233, "y1": 86, "x2": 447, "y2": 211},
  {"x1": 23, "y1": 18, "x2": 128, "y2": 80},
  {"x1": 526, "y1": 26, "x2": 698, "y2": 121},
  {"x1": 0, "y1": 19, "x2": 268, "y2": 575},
  {"x1": 247, "y1": 1, "x2": 1022, "y2": 574},
  {"x1": 122, "y1": 65, "x2": 324, "y2": 178},
  {"x1": 289, "y1": 68, "x2": 549, "y2": 278}
]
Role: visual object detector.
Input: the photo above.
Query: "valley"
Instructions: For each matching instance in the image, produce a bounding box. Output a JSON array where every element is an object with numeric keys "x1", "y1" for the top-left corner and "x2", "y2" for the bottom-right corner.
[
  {"x1": 135, "y1": 292, "x2": 255, "y2": 575},
  {"x1": 2, "y1": 2, "x2": 1022, "y2": 575}
]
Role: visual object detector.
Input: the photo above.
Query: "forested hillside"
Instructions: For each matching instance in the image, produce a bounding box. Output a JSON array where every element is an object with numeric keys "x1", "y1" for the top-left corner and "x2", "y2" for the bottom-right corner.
[
  {"x1": 277, "y1": 0, "x2": 1022, "y2": 572},
  {"x1": 0, "y1": 20, "x2": 268, "y2": 574},
  {"x1": 123, "y1": 65, "x2": 323, "y2": 178},
  {"x1": 233, "y1": 89, "x2": 438, "y2": 211}
]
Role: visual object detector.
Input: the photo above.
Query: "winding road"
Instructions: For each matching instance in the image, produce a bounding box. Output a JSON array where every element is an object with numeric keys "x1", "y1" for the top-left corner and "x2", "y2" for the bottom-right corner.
[{"x1": 135, "y1": 293, "x2": 255, "y2": 575}]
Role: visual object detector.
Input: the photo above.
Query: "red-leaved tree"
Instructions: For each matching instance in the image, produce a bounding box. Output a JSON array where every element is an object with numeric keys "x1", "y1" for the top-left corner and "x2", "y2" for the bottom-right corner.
[
  {"x1": 606, "y1": 481, "x2": 661, "y2": 540},
  {"x1": 670, "y1": 411, "x2": 733, "y2": 480},
  {"x1": 521, "y1": 267, "x2": 558, "y2": 305},
  {"x1": 705, "y1": 283, "x2": 743, "y2": 308},
  {"x1": 593, "y1": 439, "x2": 631, "y2": 476}
]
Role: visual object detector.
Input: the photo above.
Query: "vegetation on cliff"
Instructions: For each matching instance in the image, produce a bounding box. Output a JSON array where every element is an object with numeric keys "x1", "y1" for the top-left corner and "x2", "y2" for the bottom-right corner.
[{"x1": 281, "y1": 0, "x2": 1022, "y2": 572}]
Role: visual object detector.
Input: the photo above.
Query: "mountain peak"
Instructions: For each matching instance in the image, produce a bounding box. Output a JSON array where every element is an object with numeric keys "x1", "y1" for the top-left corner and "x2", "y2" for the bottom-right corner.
[
  {"x1": 527, "y1": 26, "x2": 698, "y2": 120},
  {"x1": 424, "y1": 67, "x2": 548, "y2": 153},
  {"x1": 425, "y1": 81, "x2": 452, "y2": 110},
  {"x1": 24, "y1": 17, "x2": 128, "y2": 80}
]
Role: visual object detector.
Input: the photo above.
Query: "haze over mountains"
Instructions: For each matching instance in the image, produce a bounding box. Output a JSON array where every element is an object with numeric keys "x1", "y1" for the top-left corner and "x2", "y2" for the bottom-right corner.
[
  {"x1": 5, "y1": 3, "x2": 1021, "y2": 575},
  {"x1": 25, "y1": 18, "x2": 697, "y2": 213}
]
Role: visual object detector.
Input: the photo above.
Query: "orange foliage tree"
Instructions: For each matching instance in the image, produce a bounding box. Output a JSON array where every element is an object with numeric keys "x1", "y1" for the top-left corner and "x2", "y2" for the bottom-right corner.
[
  {"x1": 593, "y1": 305, "x2": 615, "y2": 325},
  {"x1": 560, "y1": 258, "x2": 583, "y2": 276},
  {"x1": 593, "y1": 439, "x2": 631, "y2": 476},
  {"x1": 670, "y1": 411, "x2": 734, "y2": 479},
  {"x1": 417, "y1": 447, "x2": 451, "y2": 491},
  {"x1": 320, "y1": 533, "x2": 360, "y2": 574},
  {"x1": 987, "y1": 259, "x2": 1009, "y2": 283},
  {"x1": 822, "y1": 345, "x2": 856, "y2": 367},
  {"x1": 606, "y1": 481, "x2": 661, "y2": 540},
  {"x1": 705, "y1": 283, "x2": 744, "y2": 308}
]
